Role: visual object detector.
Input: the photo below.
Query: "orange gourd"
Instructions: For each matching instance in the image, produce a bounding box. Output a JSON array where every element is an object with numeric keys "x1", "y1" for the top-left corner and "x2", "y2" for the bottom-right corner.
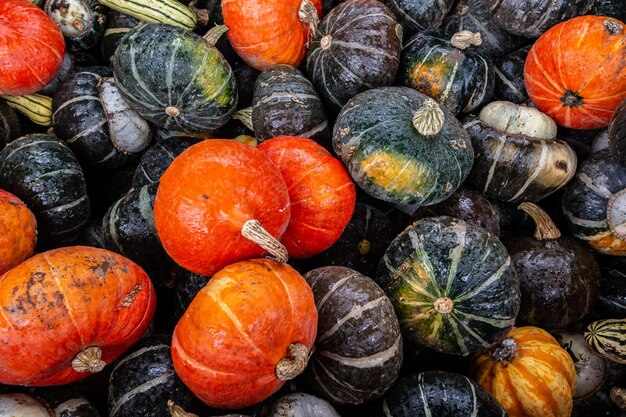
[
  {"x1": 525, "y1": 15, "x2": 626, "y2": 130},
  {"x1": 172, "y1": 258, "x2": 317, "y2": 409},
  {"x1": 222, "y1": 0, "x2": 322, "y2": 71},
  {"x1": 257, "y1": 136, "x2": 356, "y2": 258},
  {"x1": 0, "y1": 246, "x2": 155, "y2": 386},
  {"x1": 0, "y1": 189, "x2": 36, "y2": 275},
  {"x1": 469, "y1": 326, "x2": 577, "y2": 417}
]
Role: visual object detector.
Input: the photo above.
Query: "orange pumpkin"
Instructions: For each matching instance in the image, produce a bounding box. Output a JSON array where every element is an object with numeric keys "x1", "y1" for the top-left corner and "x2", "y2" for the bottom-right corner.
[
  {"x1": 257, "y1": 136, "x2": 356, "y2": 258},
  {"x1": 0, "y1": 189, "x2": 36, "y2": 275},
  {"x1": 0, "y1": 246, "x2": 155, "y2": 386},
  {"x1": 525, "y1": 16, "x2": 626, "y2": 130},
  {"x1": 154, "y1": 139, "x2": 291, "y2": 276},
  {"x1": 172, "y1": 258, "x2": 317, "y2": 409},
  {"x1": 469, "y1": 326, "x2": 577, "y2": 417},
  {"x1": 222, "y1": 0, "x2": 322, "y2": 71}
]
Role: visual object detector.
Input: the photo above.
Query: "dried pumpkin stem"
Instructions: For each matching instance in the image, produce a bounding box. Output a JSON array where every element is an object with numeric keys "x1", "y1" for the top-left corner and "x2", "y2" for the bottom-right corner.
[
  {"x1": 72, "y1": 346, "x2": 107, "y2": 373},
  {"x1": 188, "y1": 1, "x2": 209, "y2": 28},
  {"x1": 298, "y1": 0, "x2": 319, "y2": 43},
  {"x1": 518, "y1": 202, "x2": 561, "y2": 240},
  {"x1": 241, "y1": 219, "x2": 289, "y2": 263},
  {"x1": 450, "y1": 30, "x2": 482, "y2": 50},
  {"x1": 167, "y1": 401, "x2": 199, "y2": 417},
  {"x1": 611, "y1": 387, "x2": 626, "y2": 410},
  {"x1": 275, "y1": 343, "x2": 310, "y2": 381},
  {"x1": 233, "y1": 107, "x2": 254, "y2": 131},
  {"x1": 489, "y1": 338, "x2": 518, "y2": 363},
  {"x1": 413, "y1": 98, "x2": 444, "y2": 136},
  {"x1": 203, "y1": 25, "x2": 229, "y2": 46}
]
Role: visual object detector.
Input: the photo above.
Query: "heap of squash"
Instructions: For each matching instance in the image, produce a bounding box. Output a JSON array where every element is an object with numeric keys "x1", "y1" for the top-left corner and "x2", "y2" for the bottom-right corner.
[{"x1": 0, "y1": 0, "x2": 625, "y2": 416}]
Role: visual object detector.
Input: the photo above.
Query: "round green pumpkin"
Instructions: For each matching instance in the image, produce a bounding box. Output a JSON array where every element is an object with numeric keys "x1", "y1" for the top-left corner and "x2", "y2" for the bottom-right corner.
[
  {"x1": 376, "y1": 216, "x2": 520, "y2": 355},
  {"x1": 332, "y1": 86, "x2": 474, "y2": 206}
]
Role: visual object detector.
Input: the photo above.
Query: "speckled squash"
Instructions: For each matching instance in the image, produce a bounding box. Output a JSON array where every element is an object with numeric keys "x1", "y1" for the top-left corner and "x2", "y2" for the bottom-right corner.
[
  {"x1": 333, "y1": 87, "x2": 474, "y2": 206},
  {"x1": 585, "y1": 319, "x2": 626, "y2": 364},
  {"x1": 0, "y1": 100, "x2": 20, "y2": 151},
  {"x1": 306, "y1": 0, "x2": 403, "y2": 114},
  {"x1": 303, "y1": 266, "x2": 402, "y2": 404},
  {"x1": 595, "y1": 256, "x2": 626, "y2": 318},
  {"x1": 45, "y1": 0, "x2": 106, "y2": 50},
  {"x1": 397, "y1": 29, "x2": 495, "y2": 115},
  {"x1": 376, "y1": 216, "x2": 520, "y2": 355},
  {"x1": 608, "y1": 98, "x2": 626, "y2": 166},
  {"x1": 0, "y1": 190, "x2": 36, "y2": 276},
  {"x1": 380, "y1": 0, "x2": 454, "y2": 37},
  {"x1": 0, "y1": 134, "x2": 90, "y2": 245},
  {"x1": 267, "y1": 393, "x2": 341, "y2": 417},
  {"x1": 112, "y1": 23, "x2": 237, "y2": 133},
  {"x1": 132, "y1": 138, "x2": 200, "y2": 188},
  {"x1": 101, "y1": 10, "x2": 140, "y2": 63},
  {"x1": 494, "y1": 46, "x2": 530, "y2": 104}
]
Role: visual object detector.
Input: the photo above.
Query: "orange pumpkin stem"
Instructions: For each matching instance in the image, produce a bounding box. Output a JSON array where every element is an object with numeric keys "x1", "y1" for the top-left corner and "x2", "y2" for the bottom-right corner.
[
  {"x1": 518, "y1": 202, "x2": 561, "y2": 241},
  {"x1": 276, "y1": 343, "x2": 310, "y2": 381},
  {"x1": 241, "y1": 219, "x2": 289, "y2": 263},
  {"x1": 489, "y1": 338, "x2": 518, "y2": 363},
  {"x1": 611, "y1": 387, "x2": 626, "y2": 410},
  {"x1": 71, "y1": 346, "x2": 106, "y2": 373},
  {"x1": 167, "y1": 401, "x2": 199, "y2": 417}
]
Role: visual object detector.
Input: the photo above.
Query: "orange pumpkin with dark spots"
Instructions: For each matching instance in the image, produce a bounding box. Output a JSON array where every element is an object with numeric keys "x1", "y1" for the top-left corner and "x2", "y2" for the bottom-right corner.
[{"x1": 0, "y1": 189, "x2": 36, "y2": 275}]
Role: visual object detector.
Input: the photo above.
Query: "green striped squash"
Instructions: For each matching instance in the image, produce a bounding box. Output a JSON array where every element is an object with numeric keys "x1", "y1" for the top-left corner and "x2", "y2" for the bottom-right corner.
[
  {"x1": 1, "y1": 94, "x2": 53, "y2": 127},
  {"x1": 112, "y1": 23, "x2": 237, "y2": 133},
  {"x1": 376, "y1": 216, "x2": 520, "y2": 355},
  {"x1": 585, "y1": 319, "x2": 626, "y2": 365},
  {"x1": 101, "y1": 10, "x2": 140, "y2": 63},
  {"x1": 98, "y1": 0, "x2": 196, "y2": 30}
]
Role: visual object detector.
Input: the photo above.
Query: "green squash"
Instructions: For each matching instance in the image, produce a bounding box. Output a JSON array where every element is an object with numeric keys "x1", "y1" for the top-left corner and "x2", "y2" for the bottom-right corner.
[{"x1": 101, "y1": 10, "x2": 140, "y2": 64}]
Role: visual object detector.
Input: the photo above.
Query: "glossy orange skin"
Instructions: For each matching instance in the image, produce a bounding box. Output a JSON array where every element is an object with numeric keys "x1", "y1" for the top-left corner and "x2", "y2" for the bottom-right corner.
[
  {"x1": 172, "y1": 258, "x2": 317, "y2": 409},
  {"x1": 0, "y1": 246, "x2": 155, "y2": 386},
  {"x1": 0, "y1": 0, "x2": 65, "y2": 95},
  {"x1": 469, "y1": 327, "x2": 577, "y2": 417},
  {"x1": 525, "y1": 16, "x2": 626, "y2": 129},
  {"x1": 0, "y1": 189, "x2": 37, "y2": 275},
  {"x1": 154, "y1": 139, "x2": 291, "y2": 276},
  {"x1": 258, "y1": 136, "x2": 356, "y2": 258},
  {"x1": 222, "y1": 0, "x2": 322, "y2": 71}
]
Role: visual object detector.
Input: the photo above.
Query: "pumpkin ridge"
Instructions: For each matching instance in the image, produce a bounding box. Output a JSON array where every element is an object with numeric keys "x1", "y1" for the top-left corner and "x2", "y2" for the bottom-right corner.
[
  {"x1": 576, "y1": 36, "x2": 624, "y2": 96},
  {"x1": 507, "y1": 360, "x2": 562, "y2": 415},
  {"x1": 527, "y1": 48, "x2": 563, "y2": 96},
  {"x1": 172, "y1": 334, "x2": 238, "y2": 376},
  {"x1": 289, "y1": 182, "x2": 354, "y2": 206}
]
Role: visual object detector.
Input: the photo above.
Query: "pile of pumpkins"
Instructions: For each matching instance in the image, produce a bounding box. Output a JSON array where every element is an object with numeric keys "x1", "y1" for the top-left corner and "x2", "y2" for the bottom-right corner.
[{"x1": 0, "y1": 0, "x2": 625, "y2": 416}]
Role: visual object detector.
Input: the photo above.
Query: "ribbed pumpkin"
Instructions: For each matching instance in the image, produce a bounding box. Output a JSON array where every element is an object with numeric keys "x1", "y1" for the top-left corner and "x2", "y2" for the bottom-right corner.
[
  {"x1": 525, "y1": 16, "x2": 626, "y2": 130},
  {"x1": 171, "y1": 259, "x2": 317, "y2": 409},
  {"x1": 257, "y1": 137, "x2": 355, "y2": 259},
  {"x1": 0, "y1": 189, "x2": 37, "y2": 275},
  {"x1": 222, "y1": 0, "x2": 322, "y2": 71},
  {"x1": 154, "y1": 139, "x2": 291, "y2": 276},
  {"x1": 0, "y1": 246, "x2": 155, "y2": 386},
  {"x1": 469, "y1": 326, "x2": 577, "y2": 417}
]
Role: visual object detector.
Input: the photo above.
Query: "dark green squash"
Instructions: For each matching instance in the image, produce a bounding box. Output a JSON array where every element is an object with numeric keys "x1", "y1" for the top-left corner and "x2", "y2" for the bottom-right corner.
[
  {"x1": 0, "y1": 100, "x2": 20, "y2": 151},
  {"x1": 112, "y1": 24, "x2": 237, "y2": 133},
  {"x1": 608, "y1": 98, "x2": 626, "y2": 167},
  {"x1": 0, "y1": 134, "x2": 90, "y2": 245},
  {"x1": 132, "y1": 138, "x2": 199, "y2": 188},
  {"x1": 333, "y1": 87, "x2": 474, "y2": 206},
  {"x1": 590, "y1": 0, "x2": 625, "y2": 19},
  {"x1": 441, "y1": 0, "x2": 526, "y2": 57},
  {"x1": 303, "y1": 266, "x2": 402, "y2": 405},
  {"x1": 45, "y1": 0, "x2": 106, "y2": 51},
  {"x1": 39, "y1": 52, "x2": 75, "y2": 96},
  {"x1": 585, "y1": 319, "x2": 626, "y2": 364},
  {"x1": 397, "y1": 29, "x2": 495, "y2": 115},
  {"x1": 74, "y1": 218, "x2": 105, "y2": 249},
  {"x1": 267, "y1": 393, "x2": 341, "y2": 417},
  {"x1": 380, "y1": 0, "x2": 454, "y2": 37},
  {"x1": 101, "y1": 10, "x2": 140, "y2": 64},
  {"x1": 595, "y1": 256, "x2": 626, "y2": 319},
  {"x1": 504, "y1": 203, "x2": 600, "y2": 329},
  {"x1": 306, "y1": 0, "x2": 403, "y2": 114},
  {"x1": 174, "y1": 270, "x2": 209, "y2": 321},
  {"x1": 493, "y1": 46, "x2": 530, "y2": 104}
]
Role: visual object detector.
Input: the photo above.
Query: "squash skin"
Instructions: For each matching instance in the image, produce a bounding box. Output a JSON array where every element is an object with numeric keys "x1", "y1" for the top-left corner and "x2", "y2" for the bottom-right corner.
[
  {"x1": 381, "y1": 0, "x2": 454, "y2": 37},
  {"x1": 0, "y1": 246, "x2": 156, "y2": 386},
  {"x1": 268, "y1": 393, "x2": 340, "y2": 417},
  {"x1": 494, "y1": 46, "x2": 530, "y2": 104},
  {"x1": 44, "y1": 0, "x2": 106, "y2": 51},
  {"x1": 132, "y1": 138, "x2": 199, "y2": 188},
  {"x1": 101, "y1": 10, "x2": 140, "y2": 64},
  {"x1": 0, "y1": 189, "x2": 37, "y2": 276},
  {"x1": 584, "y1": 319, "x2": 626, "y2": 364},
  {"x1": 171, "y1": 259, "x2": 317, "y2": 409},
  {"x1": 608, "y1": 98, "x2": 626, "y2": 166},
  {"x1": 0, "y1": 100, "x2": 20, "y2": 151}
]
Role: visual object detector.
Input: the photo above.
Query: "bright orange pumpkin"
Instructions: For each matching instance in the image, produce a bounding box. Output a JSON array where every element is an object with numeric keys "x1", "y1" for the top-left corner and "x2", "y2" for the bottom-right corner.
[
  {"x1": 0, "y1": 189, "x2": 36, "y2": 275},
  {"x1": 469, "y1": 326, "x2": 577, "y2": 417},
  {"x1": 525, "y1": 15, "x2": 626, "y2": 130},
  {"x1": 222, "y1": 0, "x2": 322, "y2": 71},
  {"x1": 257, "y1": 136, "x2": 356, "y2": 258},
  {"x1": 172, "y1": 258, "x2": 317, "y2": 409},
  {"x1": 0, "y1": 246, "x2": 155, "y2": 386}
]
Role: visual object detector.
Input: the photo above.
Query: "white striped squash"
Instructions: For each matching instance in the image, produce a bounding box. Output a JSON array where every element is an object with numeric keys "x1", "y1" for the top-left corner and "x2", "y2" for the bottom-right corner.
[
  {"x1": 585, "y1": 319, "x2": 626, "y2": 365},
  {"x1": 1, "y1": 94, "x2": 52, "y2": 126},
  {"x1": 98, "y1": 0, "x2": 196, "y2": 30}
]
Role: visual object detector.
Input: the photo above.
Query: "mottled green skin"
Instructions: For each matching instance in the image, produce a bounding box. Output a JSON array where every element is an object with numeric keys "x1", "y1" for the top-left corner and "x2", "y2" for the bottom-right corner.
[
  {"x1": 113, "y1": 23, "x2": 237, "y2": 133},
  {"x1": 376, "y1": 216, "x2": 520, "y2": 355},
  {"x1": 333, "y1": 87, "x2": 473, "y2": 206}
]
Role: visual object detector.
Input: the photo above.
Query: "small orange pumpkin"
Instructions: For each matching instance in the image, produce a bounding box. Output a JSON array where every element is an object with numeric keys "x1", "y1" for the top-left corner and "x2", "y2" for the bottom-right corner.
[
  {"x1": 525, "y1": 15, "x2": 626, "y2": 130},
  {"x1": 469, "y1": 326, "x2": 577, "y2": 417},
  {"x1": 0, "y1": 189, "x2": 36, "y2": 275},
  {"x1": 171, "y1": 258, "x2": 317, "y2": 409}
]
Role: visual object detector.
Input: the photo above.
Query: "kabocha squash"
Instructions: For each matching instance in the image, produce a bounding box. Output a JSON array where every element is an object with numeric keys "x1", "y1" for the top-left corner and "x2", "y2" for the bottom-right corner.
[
  {"x1": 306, "y1": 0, "x2": 403, "y2": 113},
  {"x1": 333, "y1": 87, "x2": 474, "y2": 206},
  {"x1": 380, "y1": 0, "x2": 454, "y2": 37},
  {"x1": 44, "y1": 0, "x2": 106, "y2": 51},
  {"x1": 504, "y1": 203, "x2": 600, "y2": 329},
  {"x1": 303, "y1": 266, "x2": 402, "y2": 405},
  {"x1": 258, "y1": 137, "x2": 356, "y2": 259},
  {"x1": 0, "y1": 0, "x2": 65, "y2": 95},
  {"x1": 464, "y1": 101, "x2": 577, "y2": 203},
  {"x1": 101, "y1": 10, "x2": 140, "y2": 64},
  {"x1": 376, "y1": 216, "x2": 520, "y2": 355},
  {"x1": 0, "y1": 100, "x2": 20, "y2": 151},
  {"x1": 0, "y1": 134, "x2": 90, "y2": 245},
  {"x1": 609, "y1": 98, "x2": 626, "y2": 166},
  {"x1": 0, "y1": 190, "x2": 37, "y2": 276},
  {"x1": 374, "y1": 371, "x2": 507, "y2": 417},
  {"x1": 0, "y1": 246, "x2": 155, "y2": 386},
  {"x1": 52, "y1": 67, "x2": 152, "y2": 170},
  {"x1": 112, "y1": 24, "x2": 237, "y2": 133},
  {"x1": 397, "y1": 29, "x2": 494, "y2": 115},
  {"x1": 98, "y1": 0, "x2": 198, "y2": 30},
  {"x1": 469, "y1": 326, "x2": 577, "y2": 417},
  {"x1": 222, "y1": 0, "x2": 321, "y2": 71},
  {"x1": 132, "y1": 138, "x2": 200, "y2": 188},
  {"x1": 154, "y1": 139, "x2": 291, "y2": 276},
  {"x1": 561, "y1": 150, "x2": 626, "y2": 256},
  {"x1": 172, "y1": 259, "x2": 317, "y2": 409},
  {"x1": 596, "y1": 257, "x2": 626, "y2": 319},
  {"x1": 267, "y1": 393, "x2": 340, "y2": 417},
  {"x1": 494, "y1": 46, "x2": 530, "y2": 104},
  {"x1": 524, "y1": 16, "x2": 626, "y2": 130},
  {"x1": 585, "y1": 319, "x2": 626, "y2": 364}
]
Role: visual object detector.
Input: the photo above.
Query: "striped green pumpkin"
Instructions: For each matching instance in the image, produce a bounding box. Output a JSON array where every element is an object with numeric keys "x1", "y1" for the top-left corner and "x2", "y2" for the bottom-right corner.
[
  {"x1": 98, "y1": 0, "x2": 197, "y2": 30},
  {"x1": 585, "y1": 319, "x2": 626, "y2": 365},
  {"x1": 376, "y1": 216, "x2": 520, "y2": 355}
]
